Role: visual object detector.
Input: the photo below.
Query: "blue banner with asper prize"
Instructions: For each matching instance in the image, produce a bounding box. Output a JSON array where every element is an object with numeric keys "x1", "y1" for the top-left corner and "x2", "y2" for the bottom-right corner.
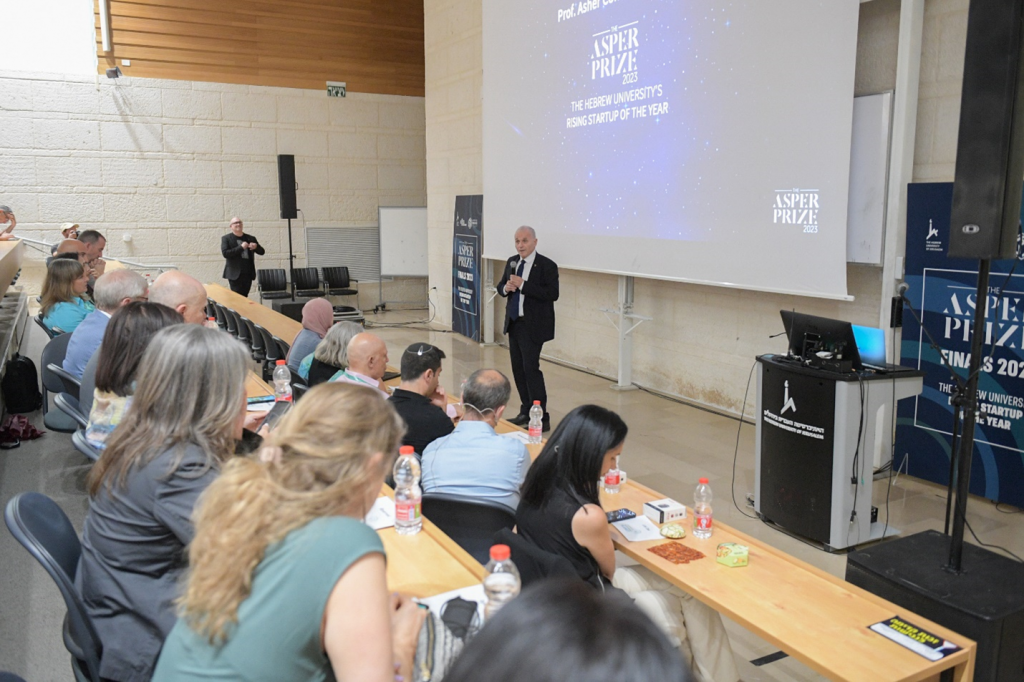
[
  {"x1": 896, "y1": 183, "x2": 1024, "y2": 507},
  {"x1": 452, "y1": 195, "x2": 483, "y2": 341}
]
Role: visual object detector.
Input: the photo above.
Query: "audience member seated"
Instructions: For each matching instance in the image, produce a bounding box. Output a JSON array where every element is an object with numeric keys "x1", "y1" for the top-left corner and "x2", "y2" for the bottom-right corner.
[
  {"x1": 515, "y1": 405, "x2": 739, "y2": 682},
  {"x1": 77, "y1": 325, "x2": 252, "y2": 682},
  {"x1": 84, "y1": 302, "x2": 183, "y2": 451},
  {"x1": 40, "y1": 259, "x2": 93, "y2": 333},
  {"x1": 334, "y1": 332, "x2": 390, "y2": 397},
  {"x1": 445, "y1": 578, "x2": 691, "y2": 682},
  {"x1": 286, "y1": 298, "x2": 333, "y2": 373},
  {"x1": 422, "y1": 369, "x2": 528, "y2": 512},
  {"x1": 388, "y1": 343, "x2": 455, "y2": 456},
  {"x1": 305, "y1": 322, "x2": 352, "y2": 387},
  {"x1": 0, "y1": 205, "x2": 17, "y2": 241},
  {"x1": 153, "y1": 383, "x2": 426, "y2": 682},
  {"x1": 46, "y1": 238, "x2": 89, "y2": 266},
  {"x1": 148, "y1": 270, "x2": 209, "y2": 324},
  {"x1": 299, "y1": 320, "x2": 362, "y2": 381},
  {"x1": 79, "y1": 229, "x2": 107, "y2": 278},
  {"x1": 62, "y1": 270, "x2": 148, "y2": 377}
]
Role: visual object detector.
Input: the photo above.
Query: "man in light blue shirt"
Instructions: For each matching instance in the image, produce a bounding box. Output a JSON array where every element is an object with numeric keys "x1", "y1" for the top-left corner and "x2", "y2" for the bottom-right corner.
[{"x1": 421, "y1": 369, "x2": 529, "y2": 512}]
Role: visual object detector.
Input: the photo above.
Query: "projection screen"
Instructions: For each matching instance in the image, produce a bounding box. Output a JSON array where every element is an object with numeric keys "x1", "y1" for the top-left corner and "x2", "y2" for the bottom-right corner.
[{"x1": 482, "y1": 0, "x2": 860, "y2": 299}]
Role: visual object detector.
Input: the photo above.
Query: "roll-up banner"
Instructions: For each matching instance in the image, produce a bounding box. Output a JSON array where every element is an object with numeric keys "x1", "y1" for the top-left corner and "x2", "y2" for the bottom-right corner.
[
  {"x1": 896, "y1": 182, "x2": 1024, "y2": 507},
  {"x1": 452, "y1": 195, "x2": 483, "y2": 341}
]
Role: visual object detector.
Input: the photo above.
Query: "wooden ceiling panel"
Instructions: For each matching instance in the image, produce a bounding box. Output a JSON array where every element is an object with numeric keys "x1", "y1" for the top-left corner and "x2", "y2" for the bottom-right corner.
[{"x1": 96, "y1": 0, "x2": 424, "y2": 96}]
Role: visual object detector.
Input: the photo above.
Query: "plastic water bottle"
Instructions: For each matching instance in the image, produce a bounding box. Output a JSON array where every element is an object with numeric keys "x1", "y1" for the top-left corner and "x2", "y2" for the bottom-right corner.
[
  {"x1": 527, "y1": 400, "x2": 543, "y2": 444},
  {"x1": 393, "y1": 446, "x2": 422, "y2": 535},
  {"x1": 483, "y1": 544, "x2": 521, "y2": 620},
  {"x1": 693, "y1": 477, "x2": 713, "y2": 539},
  {"x1": 603, "y1": 461, "x2": 621, "y2": 494},
  {"x1": 272, "y1": 360, "x2": 292, "y2": 402}
]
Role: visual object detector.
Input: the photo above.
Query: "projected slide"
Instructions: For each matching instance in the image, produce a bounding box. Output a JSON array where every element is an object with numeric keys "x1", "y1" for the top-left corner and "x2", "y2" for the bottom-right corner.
[{"x1": 483, "y1": 0, "x2": 860, "y2": 298}]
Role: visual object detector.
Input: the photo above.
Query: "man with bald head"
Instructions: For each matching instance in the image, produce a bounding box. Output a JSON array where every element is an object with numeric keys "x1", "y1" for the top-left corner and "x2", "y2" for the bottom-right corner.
[
  {"x1": 335, "y1": 332, "x2": 390, "y2": 397},
  {"x1": 47, "y1": 238, "x2": 89, "y2": 266},
  {"x1": 421, "y1": 368, "x2": 530, "y2": 512},
  {"x1": 220, "y1": 217, "x2": 264, "y2": 297},
  {"x1": 149, "y1": 270, "x2": 208, "y2": 325},
  {"x1": 63, "y1": 270, "x2": 148, "y2": 377},
  {"x1": 497, "y1": 225, "x2": 559, "y2": 431}
]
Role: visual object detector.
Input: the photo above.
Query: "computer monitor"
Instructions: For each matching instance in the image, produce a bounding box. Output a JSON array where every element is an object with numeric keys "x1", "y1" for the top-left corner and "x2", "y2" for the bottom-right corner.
[
  {"x1": 851, "y1": 324, "x2": 886, "y2": 366},
  {"x1": 780, "y1": 310, "x2": 863, "y2": 371}
]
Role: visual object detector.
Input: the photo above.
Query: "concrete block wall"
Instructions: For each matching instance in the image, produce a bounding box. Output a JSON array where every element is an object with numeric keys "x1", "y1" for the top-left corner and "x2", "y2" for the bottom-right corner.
[
  {"x1": 425, "y1": 0, "x2": 970, "y2": 414},
  {"x1": 0, "y1": 70, "x2": 426, "y2": 298}
]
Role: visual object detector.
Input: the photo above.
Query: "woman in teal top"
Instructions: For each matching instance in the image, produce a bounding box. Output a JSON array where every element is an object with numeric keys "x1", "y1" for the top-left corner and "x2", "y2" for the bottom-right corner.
[
  {"x1": 41, "y1": 258, "x2": 93, "y2": 333},
  {"x1": 154, "y1": 383, "x2": 425, "y2": 682}
]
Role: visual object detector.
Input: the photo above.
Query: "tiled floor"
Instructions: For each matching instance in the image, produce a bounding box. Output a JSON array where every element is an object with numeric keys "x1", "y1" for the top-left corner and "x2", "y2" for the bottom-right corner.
[{"x1": 1, "y1": 305, "x2": 1021, "y2": 680}]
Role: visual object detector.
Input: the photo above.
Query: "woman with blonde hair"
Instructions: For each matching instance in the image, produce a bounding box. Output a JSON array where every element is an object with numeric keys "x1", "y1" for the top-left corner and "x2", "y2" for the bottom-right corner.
[
  {"x1": 77, "y1": 325, "x2": 251, "y2": 682},
  {"x1": 154, "y1": 383, "x2": 425, "y2": 681},
  {"x1": 306, "y1": 319, "x2": 363, "y2": 386},
  {"x1": 40, "y1": 258, "x2": 93, "y2": 332}
]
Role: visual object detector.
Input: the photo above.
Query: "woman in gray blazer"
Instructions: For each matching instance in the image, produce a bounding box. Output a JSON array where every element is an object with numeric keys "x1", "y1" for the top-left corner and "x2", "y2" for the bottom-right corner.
[{"x1": 76, "y1": 325, "x2": 251, "y2": 682}]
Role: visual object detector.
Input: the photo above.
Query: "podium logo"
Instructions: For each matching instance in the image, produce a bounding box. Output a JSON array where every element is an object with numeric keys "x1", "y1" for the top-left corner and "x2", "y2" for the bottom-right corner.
[{"x1": 781, "y1": 380, "x2": 797, "y2": 415}]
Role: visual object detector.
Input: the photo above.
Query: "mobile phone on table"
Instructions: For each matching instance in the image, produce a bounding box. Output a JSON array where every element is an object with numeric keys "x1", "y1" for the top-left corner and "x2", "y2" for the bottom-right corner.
[
  {"x1": 247, "y1": 395, "x2": 275, "y2": 405},
  {"x1": 606, "y1": 508, "x2": 637, "y2": 524},
  {"x1": 262, "y1": 400, "x2": 292, "y2": 430}
]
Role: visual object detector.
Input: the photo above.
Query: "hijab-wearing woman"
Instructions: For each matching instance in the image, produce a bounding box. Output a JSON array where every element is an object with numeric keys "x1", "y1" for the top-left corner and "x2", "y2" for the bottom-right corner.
[
  {"x1": 40, "y1": 258, "x2": 93, "y2": 332},
  {"x1": 77, "y1": 325, "x2": 250, "y2": 681},
  {"x1": 154, "y1": 383, "x2": 425, "y2": 681},
  {"x1": 287, "y1": 298, "x2": 334, "y2": 373},
  {"x1": 516, "y1": 405, "x2": 739, "y2": 682},
  {"x1": 84, "y1": 301, "x2": 184, "y2": 450}
]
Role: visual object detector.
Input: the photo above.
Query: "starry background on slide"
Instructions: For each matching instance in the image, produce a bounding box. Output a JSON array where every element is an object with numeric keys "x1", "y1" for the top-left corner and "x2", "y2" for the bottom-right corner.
[{"x1": 502, "y1": 1, "x2": 743, "y2": 242}]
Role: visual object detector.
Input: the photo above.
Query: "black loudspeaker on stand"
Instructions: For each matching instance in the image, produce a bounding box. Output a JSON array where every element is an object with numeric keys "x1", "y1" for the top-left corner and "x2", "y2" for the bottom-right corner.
[
  {"x1": 847, "y1": 2, "x2": 1024, "y2": 680},
  {"x1": 277, "y1": 155, "x2": 298, "y2": 297}
]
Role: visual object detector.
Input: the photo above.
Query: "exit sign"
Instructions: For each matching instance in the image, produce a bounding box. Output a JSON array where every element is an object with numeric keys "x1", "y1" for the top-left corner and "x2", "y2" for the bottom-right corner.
[{"x1": 327, "y1": 81, "x2": 347, "y2": 98}]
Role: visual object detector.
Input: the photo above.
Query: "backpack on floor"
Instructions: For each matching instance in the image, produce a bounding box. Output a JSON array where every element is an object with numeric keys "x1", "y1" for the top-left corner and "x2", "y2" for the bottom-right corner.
[{"x1": 2, "y1": 354, "x2": 43, "y2": 414}]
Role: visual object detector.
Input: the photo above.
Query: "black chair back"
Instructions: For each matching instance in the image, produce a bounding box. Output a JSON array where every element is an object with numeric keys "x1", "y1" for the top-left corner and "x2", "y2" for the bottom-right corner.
[
  {"x1": 273, "y1": 336, "x2": 291, "y2": 361},
  {"x1": 492, "y1": 528, "x2": 578, "y2": 587},
  {"x1": 72, "y1": 429, "x2": 101, "y2": 463},
  {"x1": 4, "y1": 493, "x2": 103, "y2": 681},
  {"x1": 41, "y1": 333, "x2": 73, "y2": 396},
  {"x1": 293, "y1": 382, "x2": 309, "y2": 401},
  {"x1": 48, "y1": 363, "x2": 82, "y2": 402},
  {"x1": 54, "y1": 393, "x2": 88, "y2": 429},
  {"x1": 213, "y1": 303, "x2": 229, "y2": 330},
  {"x1": 80, "y1": 353, "x2": 99, "y2": 418},
  {"x1": 422, "y1": 493, "x2": 517, "y2": 565},
  {"x1": 256, "y1": 269, "x2": 291, "y2": 302},
  {"x1": 34, "y1": 314, "x2": 62, "y2": 339},
  {"x1": 240, "y1": 318, "x2": 264, "y2": 362},
  {"x1": 322, "y1": 266, "x2": 358, "y2": 296},
  {"x1": 293, "y1": 268, "x2": 324, "y2": 298}
]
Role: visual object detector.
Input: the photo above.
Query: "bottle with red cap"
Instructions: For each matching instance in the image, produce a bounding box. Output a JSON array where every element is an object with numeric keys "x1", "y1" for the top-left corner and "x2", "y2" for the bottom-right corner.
[
  {"x1": 483, "y1": 544, "x2": 521, "y2": 620},
  {"x1": 527, "y1": 400, "x2": 543, "y2": 444},
  {"x1": 693, "y1": 477, "x2": 713, "y2": 539},
  {"x1": 393, "y1": 446, "x2": 422, "y2": 535},
  {"x1": 272, "y1": 360, "x2": 292, "y2": 403}
]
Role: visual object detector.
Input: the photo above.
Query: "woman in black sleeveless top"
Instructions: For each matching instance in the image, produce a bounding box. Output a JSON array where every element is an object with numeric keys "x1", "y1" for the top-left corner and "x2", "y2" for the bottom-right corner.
[
  {"x1": 515, "y1": 405, "x2": 741, "y2": 682},
  {"x1": 515, "y1": 405, "x2": 627, "y2": 585}
]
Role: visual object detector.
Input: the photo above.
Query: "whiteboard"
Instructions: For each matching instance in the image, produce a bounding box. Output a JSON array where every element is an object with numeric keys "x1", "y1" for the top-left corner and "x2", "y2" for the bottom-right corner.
[
  {"x1": 846, "y1": 92, "x2": 893, "y2": 265},
  {"x1": 379, "y1": 207, "x2": 427, "y2": 277}
]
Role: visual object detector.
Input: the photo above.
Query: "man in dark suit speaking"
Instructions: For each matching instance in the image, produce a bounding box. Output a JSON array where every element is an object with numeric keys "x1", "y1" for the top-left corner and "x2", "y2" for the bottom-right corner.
[
  {"x1": 221, "y1": 216, "x2": 265, "y2": 297},
  {"x1": 497, "y1": 225, "x2": 559, "y2": 431}
]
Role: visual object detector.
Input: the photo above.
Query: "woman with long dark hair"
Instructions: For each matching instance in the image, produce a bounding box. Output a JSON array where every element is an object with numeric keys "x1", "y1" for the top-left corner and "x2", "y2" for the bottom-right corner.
[{"x1": 516, "y1": 405, "x2": 739, "y2": 682}]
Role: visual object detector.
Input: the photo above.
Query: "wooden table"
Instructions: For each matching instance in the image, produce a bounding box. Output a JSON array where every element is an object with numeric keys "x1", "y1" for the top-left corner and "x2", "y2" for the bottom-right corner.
[
  {"x1": 245, "y1": 372, "x2": 484, "y2": 596},
  {"x1": 0, "y1": 240, "x2": 24, "y2": 301},
  {"x1": 206, "y1": 282, "x2": 302, "y2": 343},
  {"x1": 600, "y1": 479, "x2": 975, "y2": 682}
]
